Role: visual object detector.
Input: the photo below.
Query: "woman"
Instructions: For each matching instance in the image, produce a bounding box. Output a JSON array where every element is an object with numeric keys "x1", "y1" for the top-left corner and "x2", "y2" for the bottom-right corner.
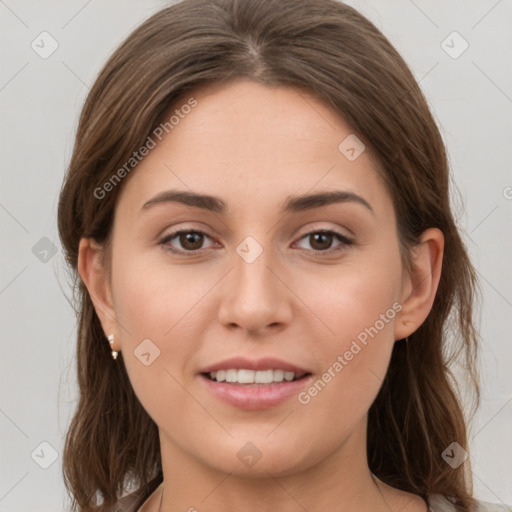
[{"x1": 57, "y1": 0, "x2": 510, "y2": 511}]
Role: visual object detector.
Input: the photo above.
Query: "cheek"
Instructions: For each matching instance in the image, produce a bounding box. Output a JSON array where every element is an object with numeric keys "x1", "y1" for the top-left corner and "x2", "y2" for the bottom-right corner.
[
  {"x1": 110, "y1": 250, "x2": 216, "y2": 416},
  {"x1": 296, "y1": 253, "x2": 401, "y2": 420},
  {"x1": 305, "y1": 251, "x2": 401, "y2": 347},
  {"x1": 111, "y1": 247, "x2": 219, "y2": 346}
]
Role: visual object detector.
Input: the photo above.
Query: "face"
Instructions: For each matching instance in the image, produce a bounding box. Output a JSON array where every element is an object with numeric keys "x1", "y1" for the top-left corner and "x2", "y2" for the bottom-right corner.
[{"x1": 87, "y1": 80, "x2": 416, "y2": 477}]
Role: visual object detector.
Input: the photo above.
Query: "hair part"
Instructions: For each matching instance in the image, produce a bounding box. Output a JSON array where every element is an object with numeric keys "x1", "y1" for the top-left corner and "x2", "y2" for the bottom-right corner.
[{"x1": 57, "y1": 0, "x2": 480, "y2": 510}]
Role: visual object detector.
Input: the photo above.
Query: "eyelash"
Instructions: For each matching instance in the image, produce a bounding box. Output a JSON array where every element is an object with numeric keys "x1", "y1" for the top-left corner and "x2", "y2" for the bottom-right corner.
[{"x1": 159, "y1": 228, "x2": 354, "y2": 256}]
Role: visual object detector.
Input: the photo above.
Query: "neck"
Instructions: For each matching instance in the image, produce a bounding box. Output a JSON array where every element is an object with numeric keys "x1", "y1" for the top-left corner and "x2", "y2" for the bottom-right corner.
[{"x1": 156, "y1": 421, "x2": 406, "y2": 512}]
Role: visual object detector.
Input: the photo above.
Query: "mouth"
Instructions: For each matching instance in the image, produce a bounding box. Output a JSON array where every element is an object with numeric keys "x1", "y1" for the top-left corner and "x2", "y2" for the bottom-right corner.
[
  {"x1": 198, "y1": 364, "x2": 313, "y2": 410},
  {"x1": 202, "y1": 369, "x2": 311, "y2": 385},
  {"x1": 198, "y1": 357, "x2": 313, "y2": 409}
]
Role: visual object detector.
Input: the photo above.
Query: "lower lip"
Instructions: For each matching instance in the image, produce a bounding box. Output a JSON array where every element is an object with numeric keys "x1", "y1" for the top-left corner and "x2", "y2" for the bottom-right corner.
[{"x1": 199, "y1": 374, "x2": 313, "y2": 410}]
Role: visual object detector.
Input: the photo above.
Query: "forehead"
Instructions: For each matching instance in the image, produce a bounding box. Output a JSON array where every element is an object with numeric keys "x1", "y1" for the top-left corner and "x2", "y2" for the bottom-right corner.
[{"x1": 115, "y1": 80, "x2": 391, "y2": 219}]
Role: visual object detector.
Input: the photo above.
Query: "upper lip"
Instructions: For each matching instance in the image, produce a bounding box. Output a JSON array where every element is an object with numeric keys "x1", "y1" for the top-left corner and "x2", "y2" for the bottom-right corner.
[{"x1": 200, "y1": 357, "x2": 310, "y2": 374}]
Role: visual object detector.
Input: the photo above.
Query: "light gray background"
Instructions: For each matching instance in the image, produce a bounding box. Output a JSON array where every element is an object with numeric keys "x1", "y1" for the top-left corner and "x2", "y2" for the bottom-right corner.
[{"x1": 1, "y1": 1, "x2": 511, "y2": 511}]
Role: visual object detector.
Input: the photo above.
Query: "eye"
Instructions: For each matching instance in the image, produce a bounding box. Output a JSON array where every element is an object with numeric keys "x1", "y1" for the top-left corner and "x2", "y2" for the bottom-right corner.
[
  {"x1": 160, "y1": 229, "x2": 215, "y2": 254},
  {"x1": 294, "y1": 230, "x2": 353, "y2": 254}
]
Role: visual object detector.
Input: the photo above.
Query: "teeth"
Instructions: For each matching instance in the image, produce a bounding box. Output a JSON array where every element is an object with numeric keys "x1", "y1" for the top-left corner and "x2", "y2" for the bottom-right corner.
[{"x1": 207, "y1": 369, "x2": 303, "y2": 384}]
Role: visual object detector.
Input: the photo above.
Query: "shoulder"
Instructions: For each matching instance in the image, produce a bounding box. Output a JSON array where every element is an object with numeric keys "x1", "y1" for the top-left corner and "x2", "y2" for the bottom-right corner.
[{"x1": 428, "y1": 494, "x2": 512, "y2": 512}]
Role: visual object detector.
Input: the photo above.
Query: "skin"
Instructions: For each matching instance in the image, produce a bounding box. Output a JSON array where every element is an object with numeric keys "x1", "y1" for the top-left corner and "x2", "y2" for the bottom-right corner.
[{"x1": 79, "y1": 80, "x2": 443, "y2": 512}]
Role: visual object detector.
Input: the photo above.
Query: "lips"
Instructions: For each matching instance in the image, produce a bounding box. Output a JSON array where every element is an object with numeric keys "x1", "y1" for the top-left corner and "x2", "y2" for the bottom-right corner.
[
  {"x1": 198, "y1": 357, "x2": 312, "y2": 409},
  {"x1": 199, "y1": 373, "x2": 313, "y2": 410}
]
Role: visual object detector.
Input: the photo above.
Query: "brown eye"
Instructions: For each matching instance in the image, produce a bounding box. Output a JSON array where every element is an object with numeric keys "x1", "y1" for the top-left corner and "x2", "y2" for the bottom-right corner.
[
  {"x1": 295, "y1": 230, "x2": 353, "y2": 253},
  {"x1": 161, "y1": 230, "x2": 213, "y2": 253}
]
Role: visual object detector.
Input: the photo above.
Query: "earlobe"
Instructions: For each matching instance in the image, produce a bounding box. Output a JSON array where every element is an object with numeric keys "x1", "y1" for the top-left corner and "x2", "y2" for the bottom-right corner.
[
  {"x1": 394, "y1": 228, "x2": 444, "y2": 341},
  {"x1": 77, "y1": 238, "x2": 119, "y2": 349}
]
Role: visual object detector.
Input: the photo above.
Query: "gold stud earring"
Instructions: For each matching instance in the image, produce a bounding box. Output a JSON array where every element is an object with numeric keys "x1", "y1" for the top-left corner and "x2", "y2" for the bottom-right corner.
[{"x1": 107, "y1": 334, "x2": 119, "y2": 360}]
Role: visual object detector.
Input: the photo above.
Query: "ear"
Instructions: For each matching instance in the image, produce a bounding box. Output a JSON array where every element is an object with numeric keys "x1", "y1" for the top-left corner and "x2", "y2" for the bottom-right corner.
[
  {"x1": 394, "y1": 228, "x2": 444, "y2": 340},
  {"x1": 77, "y1": 237, "x2": 120, "y2": 353}
]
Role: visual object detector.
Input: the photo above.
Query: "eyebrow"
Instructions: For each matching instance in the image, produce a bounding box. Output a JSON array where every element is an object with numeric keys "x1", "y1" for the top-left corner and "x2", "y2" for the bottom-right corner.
[{"x1": 141, "y1": 189, "x2": 373, "y2": 216}]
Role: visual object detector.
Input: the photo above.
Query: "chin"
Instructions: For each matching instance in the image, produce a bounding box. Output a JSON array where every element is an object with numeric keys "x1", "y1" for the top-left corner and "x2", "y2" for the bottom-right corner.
[{"x1": 198, "y1": 436, "x2": 316, "y2": 478}]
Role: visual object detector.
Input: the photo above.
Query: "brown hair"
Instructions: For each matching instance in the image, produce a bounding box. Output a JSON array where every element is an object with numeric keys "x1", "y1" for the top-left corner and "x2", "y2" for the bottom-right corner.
[{"x1": 57, "y1": 0, "x2": 481, "y2": 510}]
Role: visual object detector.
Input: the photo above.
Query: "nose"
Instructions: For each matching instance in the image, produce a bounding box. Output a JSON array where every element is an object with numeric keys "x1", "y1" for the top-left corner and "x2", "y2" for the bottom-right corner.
[{"x1": 217, "y1": 239, "x2": 293, "y2": 336}]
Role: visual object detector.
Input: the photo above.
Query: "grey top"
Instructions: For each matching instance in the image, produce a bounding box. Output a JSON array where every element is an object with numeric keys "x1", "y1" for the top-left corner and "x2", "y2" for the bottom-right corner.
[{"x1": 114, "y1": 489, "x2": 511, "y2": 512}]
